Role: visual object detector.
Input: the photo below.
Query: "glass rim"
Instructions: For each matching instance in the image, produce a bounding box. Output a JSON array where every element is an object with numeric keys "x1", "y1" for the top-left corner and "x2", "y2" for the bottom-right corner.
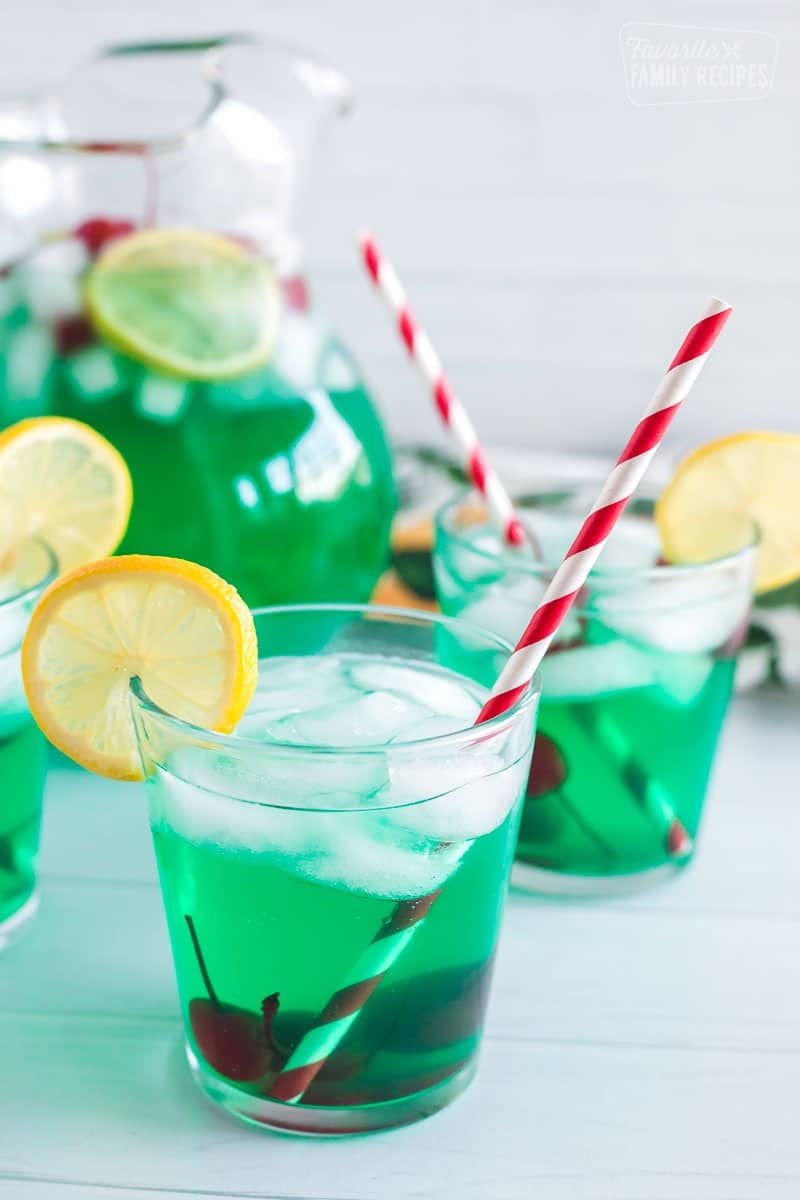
[
  {"x1": 0, "y1": 34, "x2": 351, "y2": 157},
  {"x1": 436, "y1": 487, "x2": 760, "y2": 583},
  {"x1": 130, "y1": 601, "x2": 540, "y2": 759},
  {"x1": 0, "y1": 539, "x2": 58, "y2": 612}
]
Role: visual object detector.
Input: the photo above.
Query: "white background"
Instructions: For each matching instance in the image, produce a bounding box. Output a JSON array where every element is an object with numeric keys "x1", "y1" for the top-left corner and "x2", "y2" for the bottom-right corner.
[{"x1": 1, "y1": 0, "x2": 797, "y2": 454}]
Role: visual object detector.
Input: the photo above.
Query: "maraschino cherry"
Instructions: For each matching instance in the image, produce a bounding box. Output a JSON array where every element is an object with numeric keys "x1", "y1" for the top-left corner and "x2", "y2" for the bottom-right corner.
[
  {"x1": 74, "y1": 217, "x2": 136, "y2": 257},
  {"x1": 527, "y1": 732, "x2": 568, "y2": 797},
  {"x1": 184, "y1": 914, "x2": 283, "y2": 1083}
]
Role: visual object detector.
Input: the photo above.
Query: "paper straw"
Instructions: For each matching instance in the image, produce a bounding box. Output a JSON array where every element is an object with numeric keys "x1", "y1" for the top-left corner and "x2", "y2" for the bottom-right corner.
[
  {"x1": 360, "y1": 231, "x2": 527, "y2": 549},
  {"x1": 360, "y1": 230, "x2": 691, "y2": 857},
  {"x1": 477, "y1": 297, "x2": 732, "y2": 723},
  {"x1": 268, "y1": 892, "x2": 439, "y2": 1103},
  {"x1": 572, "y1": 706, "x2": 692, "y2": 858},
  {"x1": 267, "y1": 296, "x2": 731, "y2": 1106}
]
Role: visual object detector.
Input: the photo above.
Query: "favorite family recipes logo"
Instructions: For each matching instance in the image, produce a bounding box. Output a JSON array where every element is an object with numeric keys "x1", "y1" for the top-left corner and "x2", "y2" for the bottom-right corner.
[{"x1": 620, "y1": 23, "x2": 778, "y2": 105}]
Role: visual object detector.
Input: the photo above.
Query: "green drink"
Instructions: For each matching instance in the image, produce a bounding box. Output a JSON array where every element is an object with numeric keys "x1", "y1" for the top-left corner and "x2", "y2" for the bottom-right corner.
[
  {"x1": 132, "y1": 606, "x2": 538, "y2": 1133},
  {"x1": 434, "y1": 489, "x2": 757, "y2": 893},
  {"x1": 0, "y1": 552, "x2": 55, "y2": 943},
  {"x1": 0, "y1": 239, "x2": 394, "y2": 607},
  {"x1": 0, "y1": 719, "x2": 47, "y2": 934}
]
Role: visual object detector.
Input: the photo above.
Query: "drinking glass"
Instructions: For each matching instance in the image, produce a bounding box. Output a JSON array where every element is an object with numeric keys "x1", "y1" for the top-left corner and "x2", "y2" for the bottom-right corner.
[
  {"x1": 0, "y1": 541, "x2": 56, "y2": 945},
  {"x1": 132, "y1": 604, "x2": 538, "y2": 1133},
  {"x1": 435, "y1": 486, "x2": 757, "y2": 893}
]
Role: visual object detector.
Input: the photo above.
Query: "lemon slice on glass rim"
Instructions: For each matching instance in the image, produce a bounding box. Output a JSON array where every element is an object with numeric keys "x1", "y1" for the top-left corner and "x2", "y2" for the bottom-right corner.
[
  {"x1": 22, "y1": 555, "x2": 258, "y2": 780},
  {"x1": 656, "y1": 431, "x2": 800, "y2": 594},
  {"x1": 0, "y1": 416, "x2": 132, "y2": 577}
]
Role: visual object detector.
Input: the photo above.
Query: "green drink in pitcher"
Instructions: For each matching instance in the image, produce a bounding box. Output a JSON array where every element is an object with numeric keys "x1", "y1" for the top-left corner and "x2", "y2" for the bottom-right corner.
[
  {"x1": 0, "y1": 37, "x2": 395, "y2": 608},
  {"x1": 0, "y1": 227, "x2": 394, "y2": 606}
]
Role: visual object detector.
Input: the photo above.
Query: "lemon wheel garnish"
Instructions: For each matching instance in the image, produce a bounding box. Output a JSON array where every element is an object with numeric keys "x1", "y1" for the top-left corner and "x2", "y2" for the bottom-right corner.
[
  {"x1": 22, "y1": 555, "x2": 258, "y2": 780},
  {"x1": 84, "y1": 228, "x2": 281, "y2": 381},
  {"x1": 0, "y1": 417, "x2": 132, "y2": 574},
  {"x1": 656, "y1": 431, "x2": 800, "y2": 593}
]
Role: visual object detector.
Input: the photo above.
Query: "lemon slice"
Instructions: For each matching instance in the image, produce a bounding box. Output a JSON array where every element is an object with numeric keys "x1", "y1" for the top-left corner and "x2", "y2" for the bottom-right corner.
[
  {"x1": 656, "y1": 431, "x2": 800, "y2": 593},
  {"x1": 22, "y1": 555, "x2": 258, "y2": 780},
  {"x1": 84, "y1": 229, "x2": 281, "y2": 381},
  {"x1": 0, "y1": 417, "x2": 132, "y2": 574}
]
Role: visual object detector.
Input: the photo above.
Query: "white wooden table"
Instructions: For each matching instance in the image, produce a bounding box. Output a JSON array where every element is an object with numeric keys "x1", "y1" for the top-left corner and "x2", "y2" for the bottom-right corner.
[{"x1": 1, "y1": 688, "x2": 799, "y2": 1199}]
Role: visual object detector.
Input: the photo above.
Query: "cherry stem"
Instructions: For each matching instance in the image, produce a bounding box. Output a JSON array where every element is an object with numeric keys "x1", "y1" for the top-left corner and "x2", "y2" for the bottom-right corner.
[
  {"x1": 262, "y1": 992, "x2": 290, "y2": 1058},
  {"x1": 184, "y1": 914, "x2": 221, "y2": 1009},
  {"x1": 0, "y1": 837, "x2": 14, "y2": 873}
]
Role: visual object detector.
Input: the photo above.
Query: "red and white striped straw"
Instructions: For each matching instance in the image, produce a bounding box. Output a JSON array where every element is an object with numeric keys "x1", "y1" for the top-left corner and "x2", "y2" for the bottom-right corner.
[
  {"x1": 359, "y1": 235, "x2": 713, "y2": 858},
  {"x1": 266, "y1": 295, "x2": 731, "y2": 1108},
  {"x1": 477, "y1": 296, "x2": 732, "y2": 724},
  {"x1": 360, "y1": 230, "x2": 526, "y2": 548}
]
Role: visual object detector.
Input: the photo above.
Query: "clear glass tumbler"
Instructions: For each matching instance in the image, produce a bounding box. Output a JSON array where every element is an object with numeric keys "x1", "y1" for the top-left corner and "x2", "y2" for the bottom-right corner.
[
  {"x1": 0, "y1": 542, "x2": 56, "y2": 945},
  {"x1": 435, "y1": 486, "x2": 757, "y2": 894},
  {"x1": 132, "y1": 604, "x2": 538, "y2": 1134}
]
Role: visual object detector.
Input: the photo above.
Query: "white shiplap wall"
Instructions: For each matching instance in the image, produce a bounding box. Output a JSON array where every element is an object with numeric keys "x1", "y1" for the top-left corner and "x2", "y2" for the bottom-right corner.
[{"x1": 1, "y1": 0, "x2": 798, "y2": 454}]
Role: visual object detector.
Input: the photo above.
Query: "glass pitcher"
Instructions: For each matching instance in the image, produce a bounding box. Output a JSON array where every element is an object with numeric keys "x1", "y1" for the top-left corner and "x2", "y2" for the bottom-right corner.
[{"x1": 0, "y1": 37, "x2": 395, "y2": 606}]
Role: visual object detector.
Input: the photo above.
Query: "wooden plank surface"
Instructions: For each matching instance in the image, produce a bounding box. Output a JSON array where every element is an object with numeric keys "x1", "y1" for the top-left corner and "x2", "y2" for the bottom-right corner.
[{"x1": 1, "y1": 689, "x2": 799, "y2": 1198}]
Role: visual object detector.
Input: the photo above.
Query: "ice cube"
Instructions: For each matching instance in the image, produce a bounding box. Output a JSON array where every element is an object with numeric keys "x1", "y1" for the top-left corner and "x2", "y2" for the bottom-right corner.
[
  {"x1": 392, "y1": 714, "x2": 472, "y2": 743},
  {"x1": 272, "y1": 310, "x2": 321, "y2": 391},
  {"x1": 591, "y1": 575, "x2": 751, "y2": 654},
  {"x1": 459, "y1": 580, "x2": 541, "y2": 647},
  {"x1": 541, "y1": 641, "x2": 658, "y2": 701},
  {"x1": 238, "y1": 685, "x2": 329, "y2": 729},
  {"x1": 3, "y1": 326, "x2": 53, "y2": 412},
  {"x1": 459, "y1": 575, "x2": 581, "y2": 648},
  {"x1": 259, "y1": 748, "x2": 388, "y2": 804},
  {"x1": 264, "y1": 691, "x2": 431, "y2": 748},
  {"x1": 240, "y1": 658, "x2": 364, "y2": 732},
  {"x1": 382, "y1": 752, "x2": 527, "y2": 841},
  {"x1": 251, "y1": 654, "x2": 350, "y2": 695},
  {"x1": 64, "y1": 347, "x2": 126, "y2": 401},
  {"x1": 237, "y1": 657, "x2": 392, "y2": 793},
  {"x1": 594, "y1": 513, "x2": 661, "y2": 569},
  {"x1": 348, "y1": 660, "x2": 480, "y2": 722},
  {"x1": 521, "y1": 510, "x2": 575, "y2": 562},
  {"x1": 652, "y1": 653, "x2": 713, "y2": 707},
  {"x1": 151, "y1": 765, "x2": 464, "y2": 900},
  {"x1": 525, "y1": 508, "x2": 661, "y2": 570},
  {"x1": 295, "y1": 813, "x2": 468, "y2": 899},
  {"x1": 18, "y1": 240, "x2": 88, "y2": 322},
  {"x1": 541, "y1": 638, "x2": 714, "y2": 709},
  {"x1": 150, "y1": 766, "x2": 313, "y2": 851},
  {"x1": 149, "y1": 649, "x2": 516, "y2": 900},
  {"x1": 136, "y1": 374, "x2": 190, "y2": 424}
]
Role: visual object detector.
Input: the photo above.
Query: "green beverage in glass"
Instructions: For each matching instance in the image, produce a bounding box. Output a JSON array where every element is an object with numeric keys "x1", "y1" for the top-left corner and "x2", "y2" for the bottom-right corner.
[
  {"x1": 0, "y1": 545, "x2": 55, "y2": 943},
  {"x1": 132, "y1": 605, "x2": 538, "y2": 1134},
  {"x1": 434, "y1": 486, "x2": 757, "y2": 893},
  {"x1": 0, "y1": 37, "x2": 395, "y2": 608}
]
